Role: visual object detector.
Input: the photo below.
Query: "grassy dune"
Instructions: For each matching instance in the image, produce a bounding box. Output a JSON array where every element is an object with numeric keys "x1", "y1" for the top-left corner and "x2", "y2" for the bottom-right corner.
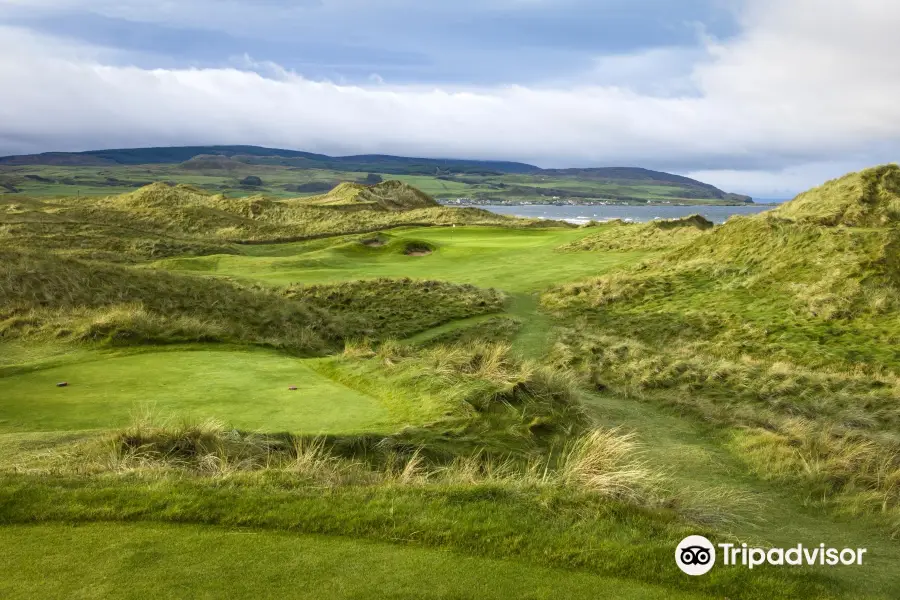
[
  {"x1": 0, "y1": 182, "x2": 550, "y2": 263},
  {"x1": 544, "y1": 165, "x2": 900, "y2": 536},
  {"x1": 772, "y1": 164, "x2": 900, "y2": 225},
  {"x1": 559, "y1": 214, "x2": 714, "y2": 251},
  {"x1": 2, "y1": 172, "x2": 899, "y2": 599},
  {"x1": 300, "y1": 180, "x2": 440, "y2": 210},
  {"x1": 286, "y1": 278, "x2": 506, "y2": 340},
  {"x1": 0, "y1": 248, "x2": 341, "y2": 353}
]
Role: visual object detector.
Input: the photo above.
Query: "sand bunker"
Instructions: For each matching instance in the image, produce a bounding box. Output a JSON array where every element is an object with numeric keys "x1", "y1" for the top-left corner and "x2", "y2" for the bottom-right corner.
[{"x1": 403, "y1": 241, "x2": 434, "y2": 256}]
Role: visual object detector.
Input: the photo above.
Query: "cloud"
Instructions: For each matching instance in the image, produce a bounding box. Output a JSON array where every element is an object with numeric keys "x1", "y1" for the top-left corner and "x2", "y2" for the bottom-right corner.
[
  {"x1": 0, "y1": 0, "x2": 899, "y2": 196},
  {"x1": 1, "y1": 0, "x2": 726, "y2": 84},
  {"x1": 685, "y1": 159, "x2": 888, "y2": 199},
  {"x1": 586, "y1": 46, "x2": 710, "y2": 96}
]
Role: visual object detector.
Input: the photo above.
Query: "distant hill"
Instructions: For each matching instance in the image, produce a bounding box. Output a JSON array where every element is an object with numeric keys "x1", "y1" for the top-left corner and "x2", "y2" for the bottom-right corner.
[
  {"x1": 179, "y1": 154, "x2": 245, "y2": 171},
  {"x1": 0, "y1": 145, "x2": 537, "y2": 176},
  {"x1": 539, "y1": 167, "x2": 752, "y2": 203},
  {"x1": 0, "y1": 145, "x2": 751, "y2": 203}
]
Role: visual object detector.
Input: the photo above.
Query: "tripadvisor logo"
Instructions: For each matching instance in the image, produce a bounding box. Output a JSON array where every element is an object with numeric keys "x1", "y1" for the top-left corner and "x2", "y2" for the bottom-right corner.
[
  {"x1": 675, "y1": 535, "x2": 867, "y2": 576},
  {"x1": 676, "y1": 535, "x2": 716, "y2": 576}
]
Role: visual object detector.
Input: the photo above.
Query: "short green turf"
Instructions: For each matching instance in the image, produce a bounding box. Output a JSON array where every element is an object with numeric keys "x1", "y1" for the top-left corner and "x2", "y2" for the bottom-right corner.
[
  {"x1": 162, "y1": 226, "x2": 652, "y2": 292},
  {"x1": 0, "y1": 523, "x2": 703, "y2": 600},
  {"x1": 0, "y1": 348, "x2": 392, "y2": 434}
]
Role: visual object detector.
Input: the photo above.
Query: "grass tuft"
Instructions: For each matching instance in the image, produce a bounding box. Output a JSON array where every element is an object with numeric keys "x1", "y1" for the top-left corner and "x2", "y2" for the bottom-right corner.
[{"x1": 558, "y1": 427, "x2": 662, "y2": 503}]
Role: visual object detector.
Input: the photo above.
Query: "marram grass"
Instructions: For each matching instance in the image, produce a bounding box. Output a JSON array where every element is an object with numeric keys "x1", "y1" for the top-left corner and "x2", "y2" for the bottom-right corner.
[{"x1": 543, "y1": 165, "x2": 900, "y2": 536}]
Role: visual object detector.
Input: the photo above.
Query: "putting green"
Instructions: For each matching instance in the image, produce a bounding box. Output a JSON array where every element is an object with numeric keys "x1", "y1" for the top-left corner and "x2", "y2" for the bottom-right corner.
[
  {"x1": 159, "y1": 226, "x2": 652, "y2": 291},
  {"x1": 0, "y1": 348, "x2": 389, "y2": 433}
]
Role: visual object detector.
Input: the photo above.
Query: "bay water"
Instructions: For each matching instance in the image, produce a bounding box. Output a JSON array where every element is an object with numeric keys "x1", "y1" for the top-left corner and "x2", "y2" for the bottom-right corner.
[{"x1": 480, "y1": 203, "x2": 780, "y2": 225}]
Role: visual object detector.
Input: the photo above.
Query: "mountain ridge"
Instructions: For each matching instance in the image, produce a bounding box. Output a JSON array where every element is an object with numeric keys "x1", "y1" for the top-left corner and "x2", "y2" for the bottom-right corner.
[
  {"x1": 0, "y1": 145, "x2": 748, "y2": 198},
  {"x1": 0, "y1": 145, "x2": 538, "y2": 175},
  {"x1": 0, "y1": 145, "x2": 751, "y2": 203}
]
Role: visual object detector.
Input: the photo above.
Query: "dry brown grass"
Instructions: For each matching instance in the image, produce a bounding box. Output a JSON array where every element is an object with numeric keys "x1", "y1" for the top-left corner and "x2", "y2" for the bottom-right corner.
[
  {"x1": 7, "y1": 412, "x2": 668, "y2": 511},
  {"x1": 731, "y1": 420, "x2": 900, "y2": 518},
  {"x1": 558, "y1": 428, "x2": 662, "y2": 502}
]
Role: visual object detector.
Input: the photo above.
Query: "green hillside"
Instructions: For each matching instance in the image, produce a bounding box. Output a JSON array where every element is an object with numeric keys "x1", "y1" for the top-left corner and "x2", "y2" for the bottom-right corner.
[
  {"x1": 544, "y1": 164, "x2": 900, "y2": 539},
  {"x1": 0, "y1": 145, "x2": 753, "y2": 205},
  {"x1": 0, "y1": 145, "x2": 537, "y2": 174}
]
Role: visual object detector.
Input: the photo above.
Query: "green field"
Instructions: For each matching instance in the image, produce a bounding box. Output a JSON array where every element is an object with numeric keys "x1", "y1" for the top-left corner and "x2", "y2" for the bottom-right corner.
[
  {"x1": 0, "y1": 348, "x2": 391, "y2": 434},
  {"x1": 1, "y1": 172, "x2": 898, "y2": 599},
  {"x1": 0, "y1": 160, "x2": 750, "y2": 205},
  {"x1": 159, "y1": 227, "x2": 643, "y2": 291},
  {"x1": 0, "y1": 524, "x2": 700, "y2": 600}
]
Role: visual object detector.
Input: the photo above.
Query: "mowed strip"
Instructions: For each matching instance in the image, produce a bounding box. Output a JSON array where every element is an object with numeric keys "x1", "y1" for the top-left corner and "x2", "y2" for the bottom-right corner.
[
  {"x1": 0, "y1": 348, "x2": 391, "y2": 434},
  {"x1": 0, "y1": 523, "x2": 702, "y2": 600}
]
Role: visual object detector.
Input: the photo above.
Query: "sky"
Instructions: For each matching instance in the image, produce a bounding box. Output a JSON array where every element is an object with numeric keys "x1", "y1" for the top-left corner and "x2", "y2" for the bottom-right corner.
[{"x1": 0, "y1": 0, "x2": 898, "y2": 198}]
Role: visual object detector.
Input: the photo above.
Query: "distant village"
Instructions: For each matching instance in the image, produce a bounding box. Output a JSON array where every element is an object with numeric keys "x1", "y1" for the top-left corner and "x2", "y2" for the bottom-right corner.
[{"x1": 439, "y1": 197, "x2": 679, "y2": 207}]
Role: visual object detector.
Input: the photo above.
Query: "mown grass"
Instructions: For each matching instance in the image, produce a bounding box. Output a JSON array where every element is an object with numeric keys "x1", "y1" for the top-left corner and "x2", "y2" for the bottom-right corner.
[
  {"x1": 0, "y1": 339, "x2": 593, "y2": 459},
  {"x1": 0, "y1": 348, "x2": 390, "y2": 434},
  {"x1": 2, "y1": 374, "x2": 847, "y2": 600},
  {"x1": 167, "y1": 227, "x2": 649, "y2": 293},
  {"x1": 0, "y1": 523, "x2": 705, "y2": 600},
  {"x1": 0, "y1": 475, "x2": 841, "y2": 599}
]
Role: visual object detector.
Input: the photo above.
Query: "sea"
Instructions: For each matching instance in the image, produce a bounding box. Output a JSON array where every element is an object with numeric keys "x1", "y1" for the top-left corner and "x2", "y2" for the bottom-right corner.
[{"x1": 478, "y1": 203, "x2": 781, "y2": 225}]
